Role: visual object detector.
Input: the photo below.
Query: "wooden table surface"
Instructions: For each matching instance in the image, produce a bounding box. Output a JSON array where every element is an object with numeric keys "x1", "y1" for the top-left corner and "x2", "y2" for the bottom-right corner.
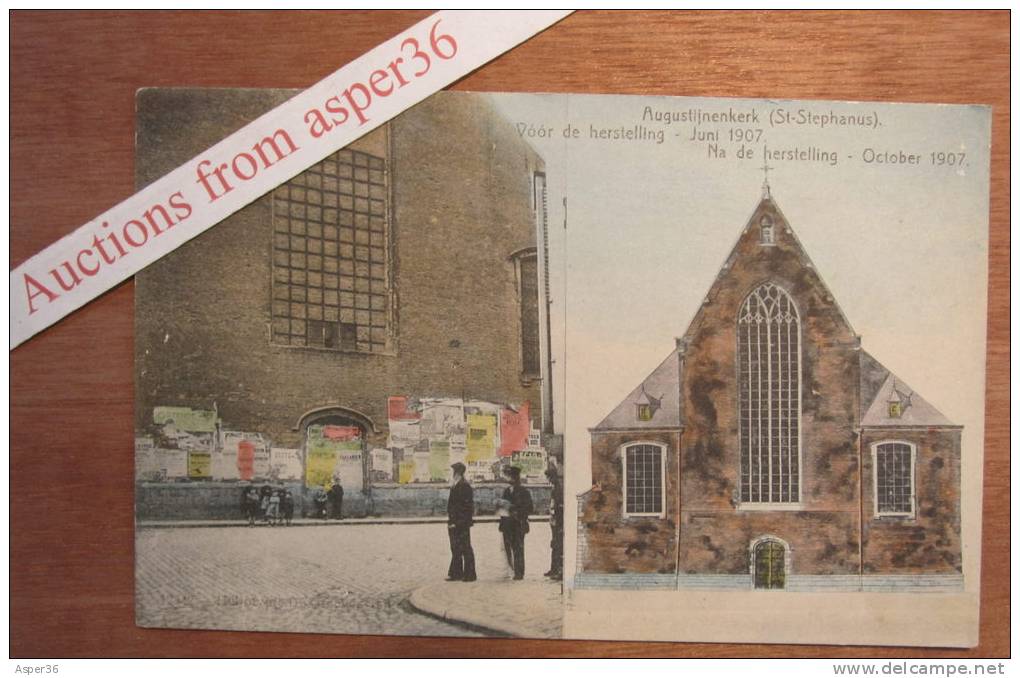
[{"x1": 10, "y1": 10, "x2": 1009, "y2": 658}]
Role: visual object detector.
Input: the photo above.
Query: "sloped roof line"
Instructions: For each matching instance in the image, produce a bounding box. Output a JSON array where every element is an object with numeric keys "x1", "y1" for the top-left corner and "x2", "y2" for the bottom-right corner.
[
  {"x1": 678, "y1": 191, "x2": 857, "y2": 347},
  {"x1": 592, "y1": 348, "x2": 681, "y2": 431},
  {"x1": 861, "y1": 368, "x2": 954, "y2": 427}
]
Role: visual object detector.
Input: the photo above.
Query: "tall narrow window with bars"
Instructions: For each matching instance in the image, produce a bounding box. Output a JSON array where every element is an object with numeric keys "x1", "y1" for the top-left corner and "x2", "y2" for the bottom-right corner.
[
  {"x1": 512, "y1": 249, "x2": 541, "y2": 382},
  {"x1": 873, "y1": 441, "x2": 915, "y2": 517},
  {"x1": 270, "y1": 149, "x2": 391, "y2": 353},
  {"x1": 622, "y1": 443, "x2": 665, "y2": 516},
  {"x1": 738, "y1": 282, "x2": 801, "y2": 504}
]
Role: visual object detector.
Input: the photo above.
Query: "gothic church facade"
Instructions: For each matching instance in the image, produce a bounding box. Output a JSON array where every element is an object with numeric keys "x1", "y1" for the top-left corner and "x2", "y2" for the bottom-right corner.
[{"x1": 576, "y1": 190, "x2": 963, "y2": 593}]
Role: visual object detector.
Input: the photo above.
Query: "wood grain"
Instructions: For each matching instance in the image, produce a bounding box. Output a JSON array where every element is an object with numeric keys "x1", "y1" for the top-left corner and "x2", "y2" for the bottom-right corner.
[{"x1": 10, "y1": 10, "x2": 1008, "y2": 658}]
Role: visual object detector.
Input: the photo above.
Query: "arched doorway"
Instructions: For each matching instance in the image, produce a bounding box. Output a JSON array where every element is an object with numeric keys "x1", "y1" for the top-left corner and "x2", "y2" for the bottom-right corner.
[
  {"x1": 751, "y1": 537, "x2": 789, "y2": 590},
  {"x1": 296, "y1": 406, "x2": 376, "y2": 500}
]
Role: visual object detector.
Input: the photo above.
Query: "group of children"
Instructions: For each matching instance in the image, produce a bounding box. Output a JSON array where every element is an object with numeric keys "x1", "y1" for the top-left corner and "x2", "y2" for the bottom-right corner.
[{"x1": 241, "y1": 485, "x2": 295, "y2": 527}]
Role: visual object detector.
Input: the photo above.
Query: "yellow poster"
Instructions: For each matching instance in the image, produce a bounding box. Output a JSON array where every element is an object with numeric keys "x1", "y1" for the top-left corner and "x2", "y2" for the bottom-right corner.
[
  {"x1": 154, "y1": 406, "x2": 218, "y2": 433},
  {"x1": 466, "y1": 413, "x2": 497, "y2": 462},
  {"x1": 188, "y1": 451, "x2": 211, "y2": 479},
  {"x1": 398, "y1": 459, "x2": 415, "y2": 484},
  {"x1": 305, "y1": 448, "x2": 337, "y2": 488}
]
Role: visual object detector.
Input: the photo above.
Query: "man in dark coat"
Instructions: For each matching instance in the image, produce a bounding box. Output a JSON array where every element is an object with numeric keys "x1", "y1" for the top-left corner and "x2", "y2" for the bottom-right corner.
[
  {"x1": 328, "y1": 476, "x2": 344, "y2": 520},
  {"x1": 501, "y1": 466, "x2": 534, "y2": 580},
  {"x1": 544, "y1": 466, "x2": 564, "y2": 580},
  {"x1": 446, "y1": 462, "x2": 477, "y2": 582}
]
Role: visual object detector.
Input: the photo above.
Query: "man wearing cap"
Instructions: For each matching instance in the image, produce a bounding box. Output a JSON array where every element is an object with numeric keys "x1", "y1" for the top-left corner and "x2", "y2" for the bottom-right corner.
[
  {"x1": 501, "y1": 466, "x2": 534, "y2": 580},
  {"x1": 446, "y1": 462, "x2": 477, "y2": 582},
  {"x1": 544, "y1": 465, "x2": 564, "y2": 580}
]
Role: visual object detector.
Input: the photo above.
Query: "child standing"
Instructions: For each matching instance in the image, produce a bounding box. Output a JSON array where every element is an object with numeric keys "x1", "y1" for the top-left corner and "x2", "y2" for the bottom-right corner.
[{"x1": 266, "y1": 490, "x2": 281, "y2": 526}]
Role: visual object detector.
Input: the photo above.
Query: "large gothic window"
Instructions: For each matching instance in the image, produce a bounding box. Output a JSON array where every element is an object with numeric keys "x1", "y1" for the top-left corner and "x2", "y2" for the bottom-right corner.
[{"x1": 738, "y1": 283, "x2": 801, "y2": 504}]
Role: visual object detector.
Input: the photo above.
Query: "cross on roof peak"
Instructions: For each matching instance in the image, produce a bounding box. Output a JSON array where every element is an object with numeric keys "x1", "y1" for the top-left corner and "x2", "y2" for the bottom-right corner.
[{"x1": 759, "y1": 147, "x2": 774, "y2": 199}]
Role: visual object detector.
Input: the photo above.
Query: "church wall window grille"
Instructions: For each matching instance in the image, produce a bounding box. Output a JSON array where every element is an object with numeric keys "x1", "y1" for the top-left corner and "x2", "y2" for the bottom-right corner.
[
  {"x1": 738, "y1": 282, "x2": 801, "y2": 504},
  {"x1": 621, "y1": 442, "x2": 666, "y2": 517},
  {"x1": 873, "y1": 441, "x2": 915, "y2": 517},
  {"x1": 270, "y1": 149, "x2": 391, "y2": 353},
  {"x1": 512, "y1": 249, "x2": 541, "y2": 381}
]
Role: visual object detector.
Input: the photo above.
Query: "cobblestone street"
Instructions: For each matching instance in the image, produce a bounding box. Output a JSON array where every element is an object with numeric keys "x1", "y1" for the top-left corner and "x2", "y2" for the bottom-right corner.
[{"x1": 137, "y1": 522, "x2": 553, "y2": 637}]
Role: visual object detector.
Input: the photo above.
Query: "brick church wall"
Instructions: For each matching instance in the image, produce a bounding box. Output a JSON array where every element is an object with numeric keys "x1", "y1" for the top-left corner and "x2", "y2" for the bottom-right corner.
[
  {"x1": 581, "y1": 429, "x2": 681, "y2": 573},
  {"x1": 135, "y1": 90, "x2": 542, "y2": 451},
  {"x1": 861, "y1": 427, "x2": 962, "y2": 574},
  {"x1": 676, "y1": 198, "x2": 863, "y2": 576}
]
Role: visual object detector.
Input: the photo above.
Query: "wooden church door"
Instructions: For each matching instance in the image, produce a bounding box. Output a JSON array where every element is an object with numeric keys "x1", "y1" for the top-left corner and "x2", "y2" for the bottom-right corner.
[{"x1": 753, "y1": 540, "x2": 786, "y2": 589}]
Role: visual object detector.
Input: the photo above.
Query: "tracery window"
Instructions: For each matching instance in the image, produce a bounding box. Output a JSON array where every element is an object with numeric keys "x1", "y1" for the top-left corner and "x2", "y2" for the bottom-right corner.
[{"x1": 738, "y1": 283, "x2": 801, "y2": 504}]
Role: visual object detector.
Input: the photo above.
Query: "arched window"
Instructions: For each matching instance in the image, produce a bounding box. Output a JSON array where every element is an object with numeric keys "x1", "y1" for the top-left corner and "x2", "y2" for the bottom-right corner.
[
  {"x1": 738, "y1": 283, "x2": 801, "y2": 504},
  {"x1": 872, "y1": 441, "x2": 916, "y2": 517},
  {"x1": 620, "y1": 442, "x2": 666, "y2": 517},
  {"x1": 750, "y1": 536, "x2": 789, "y2": 589},
  {"x1": 759, "y1": 214, "x2": 775, "y2": 245},
  {"x1": 510, "y1": 247, "x2": 541, "y2": 383}
]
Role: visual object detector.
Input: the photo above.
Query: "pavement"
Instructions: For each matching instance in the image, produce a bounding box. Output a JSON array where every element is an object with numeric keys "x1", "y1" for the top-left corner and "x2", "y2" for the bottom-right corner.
[
  {"x1": 136, "y1": 520, "x2": 561, "y2": 638},
  {"x1": 408, "y1": 576, "x2": 563, "y2": 638}
]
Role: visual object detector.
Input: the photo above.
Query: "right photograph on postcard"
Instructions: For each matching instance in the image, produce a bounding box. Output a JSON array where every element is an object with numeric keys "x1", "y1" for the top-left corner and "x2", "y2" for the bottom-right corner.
[{"x1": 488, "y1": 93, "x2": 990, "y2": 647}]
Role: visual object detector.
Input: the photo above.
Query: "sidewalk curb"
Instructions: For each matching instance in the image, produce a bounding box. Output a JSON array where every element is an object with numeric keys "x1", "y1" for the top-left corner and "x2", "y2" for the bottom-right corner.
[
  {"x1": 138, "y1": 516, "x2": 550, "y2": 529},
  {"x1": 407, "y1": 579, "x2": 562, "y2": 639},
  {"x1": 407, "y1": 585, "x2": 520, "y2": 638}
]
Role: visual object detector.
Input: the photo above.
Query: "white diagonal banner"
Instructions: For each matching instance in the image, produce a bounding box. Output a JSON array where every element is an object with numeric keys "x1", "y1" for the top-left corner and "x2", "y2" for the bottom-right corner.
[{"x1": 9, "y1": 10, "x2": 572, "y2": 349}]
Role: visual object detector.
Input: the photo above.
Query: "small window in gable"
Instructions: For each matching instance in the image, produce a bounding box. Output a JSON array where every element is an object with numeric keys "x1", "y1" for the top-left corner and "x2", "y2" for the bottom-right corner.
[
  {"x1": 634, "y1": 387, "x2": 660, "y2": 422},
  {"x1": 760, "y1": 214, "x2": 775, "y2": 245},
  {"x1": 887, "y1": 381, "x2": 911, "y2": 419}
]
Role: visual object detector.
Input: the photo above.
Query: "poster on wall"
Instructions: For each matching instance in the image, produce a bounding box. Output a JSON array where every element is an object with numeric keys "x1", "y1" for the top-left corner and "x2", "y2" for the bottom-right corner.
[{"x1": 270, "y1": 448, "x2": 303, "y2": 481}]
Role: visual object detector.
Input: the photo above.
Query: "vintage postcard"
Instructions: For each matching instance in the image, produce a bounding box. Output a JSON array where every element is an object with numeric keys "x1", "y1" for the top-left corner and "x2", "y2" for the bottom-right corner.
[{"x1": 134, "y1": 90, "x2": 989, "y2": 645}]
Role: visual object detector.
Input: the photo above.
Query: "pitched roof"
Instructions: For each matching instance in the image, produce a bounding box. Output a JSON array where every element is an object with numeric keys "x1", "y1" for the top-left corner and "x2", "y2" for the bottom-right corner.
[
  {"x1": 860, "y1": 352, "x2": 955, "y2": 427},
  {"x1": 590, "y1": 192, "x2": 956, "y2": 433},
  {"x1": 593, "y1": 349, "x2": 681, "y2": 431},
  {"x1": 679, "y1": 193, "x2": 856, "y2": 347}
]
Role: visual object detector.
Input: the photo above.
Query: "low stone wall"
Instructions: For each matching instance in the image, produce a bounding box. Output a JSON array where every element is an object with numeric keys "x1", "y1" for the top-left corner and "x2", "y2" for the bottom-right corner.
[
  {"x1": 570, "y1": 572, "x2": 965, "y2": 593},
  {"x1": 136, "y1": 482, "x2": 551, "y2": 521}
]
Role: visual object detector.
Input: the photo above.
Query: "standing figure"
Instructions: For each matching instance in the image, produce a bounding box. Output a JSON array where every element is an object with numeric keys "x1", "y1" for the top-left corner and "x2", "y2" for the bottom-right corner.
[
  {"x1": 259, "y1": 484, "x2": 273, "y2": 524},
  {"x1": 446, "y1": 462, "x2": 477, "y2": 582},
  {"x1": 280, "y1": 489, "x2": 295, "y2": 526},
  {"x1": 244, "y1": 487, "x2": 260, "y2": 527},
  {"x1": 312, "y1": 487, "x2": 329, "y2": 519},
  {"x1": 494, "y1": 493, "x2": 514, "y2": 577},
  {"x1": 499, "y1": 464, "x2": 534, "y2": 583},
  {"x1": 239, "y1": 486, "x2": 250, "y2": 521},
  {"x1": 328, "y1": 476, "x2": 345, "y2": 520},
  {"x1": 266, "y1": 489, "x2": 281, "y2": 526},
  {"x1": 501, "y1": 466, "x2": 534, "y2": 580},
  {"x1": 544, "y1": 466, "x2": 564, "y2": 580}
]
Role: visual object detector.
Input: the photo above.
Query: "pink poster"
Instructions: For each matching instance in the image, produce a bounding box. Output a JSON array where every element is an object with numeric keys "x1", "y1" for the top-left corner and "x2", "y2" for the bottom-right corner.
[
  {"x1": 323, "y1": 425, "x2": 361, "y2": 441},
  {"x1": 388, "y1": 395, "x2": 421, "y2": 421},
  {"x1": 499, "y1": 401, "x2": 530, "y2": 458},
  {"x1": 237, "y1": 440, "x2": 255, "y2": 481}
]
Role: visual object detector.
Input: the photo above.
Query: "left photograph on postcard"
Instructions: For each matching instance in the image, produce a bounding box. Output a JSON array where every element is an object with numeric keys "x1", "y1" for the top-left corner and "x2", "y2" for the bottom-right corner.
[{"x1": 133, "y1": 90, "x2": 564, "y2": 638}]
